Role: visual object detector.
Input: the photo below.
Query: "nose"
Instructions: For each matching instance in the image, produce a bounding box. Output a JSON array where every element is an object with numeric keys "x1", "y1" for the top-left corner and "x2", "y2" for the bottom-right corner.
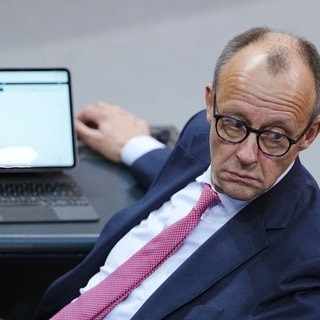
[{"x1": 235, "y1": 132, "x2": 259, "y2": 165}]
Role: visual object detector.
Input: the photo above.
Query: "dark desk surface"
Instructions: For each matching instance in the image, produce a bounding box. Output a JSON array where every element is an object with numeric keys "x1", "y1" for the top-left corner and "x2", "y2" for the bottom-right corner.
[{"x1": 0, "y1": 147, "x2": 145, "y2": 257}]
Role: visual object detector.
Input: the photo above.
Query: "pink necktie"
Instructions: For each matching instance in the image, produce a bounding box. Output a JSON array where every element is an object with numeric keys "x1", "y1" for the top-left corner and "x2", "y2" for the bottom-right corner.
[{"x1": 51, "y1": 183, "x2": 220, "y2": 320}]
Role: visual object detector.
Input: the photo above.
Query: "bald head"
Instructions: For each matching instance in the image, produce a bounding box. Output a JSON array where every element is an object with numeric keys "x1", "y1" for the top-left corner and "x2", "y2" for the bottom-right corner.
[
  {"x1": 212, "y1": 27, "x2": 320, "y2": 119},
  {"x1": 266, "y1": 46, "x2": 290, "y2": 75},
  {"x1": 248, "y1": 32, "x2": 303, "y2": 76}
]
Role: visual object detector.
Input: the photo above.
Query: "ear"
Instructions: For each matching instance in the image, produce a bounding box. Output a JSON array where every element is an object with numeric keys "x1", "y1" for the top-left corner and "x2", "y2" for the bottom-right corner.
[
  {"x1": 299, "y1": 116, "x2": 320, "y2": 151},
  {"x1": 205, "y1": 83, "x2": 214, "y2": 122}
]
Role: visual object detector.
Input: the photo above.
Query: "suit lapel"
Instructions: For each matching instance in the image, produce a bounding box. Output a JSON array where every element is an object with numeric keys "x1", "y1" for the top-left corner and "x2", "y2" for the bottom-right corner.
[{"x1": 132, "y1": 200, "x2": 269, "y2": 320}]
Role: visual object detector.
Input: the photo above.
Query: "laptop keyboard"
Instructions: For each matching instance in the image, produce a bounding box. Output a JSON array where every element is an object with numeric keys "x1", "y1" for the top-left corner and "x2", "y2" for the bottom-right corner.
[{"x1": 0, "y1": 180, "x2": 89, "y2": 207}]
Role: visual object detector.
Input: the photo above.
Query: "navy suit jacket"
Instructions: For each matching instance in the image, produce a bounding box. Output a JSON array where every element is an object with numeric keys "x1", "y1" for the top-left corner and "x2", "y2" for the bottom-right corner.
[{"x1": 34, "y1": 110, "x2": 320, "y2": 320}]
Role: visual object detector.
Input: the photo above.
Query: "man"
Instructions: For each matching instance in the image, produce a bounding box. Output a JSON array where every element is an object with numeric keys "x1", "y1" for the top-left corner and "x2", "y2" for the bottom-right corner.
[{"x1": 34, "y1": 26, "x2": 320, "y2": 319}]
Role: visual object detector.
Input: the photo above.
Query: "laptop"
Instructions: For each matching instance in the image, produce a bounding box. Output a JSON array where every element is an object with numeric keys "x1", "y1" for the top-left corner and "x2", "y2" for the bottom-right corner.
[{"x1": 0, "y1": 68, "x2": 99, "y2": 223}]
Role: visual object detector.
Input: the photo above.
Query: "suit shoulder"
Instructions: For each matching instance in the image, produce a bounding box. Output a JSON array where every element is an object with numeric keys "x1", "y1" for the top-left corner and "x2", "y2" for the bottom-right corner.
[
  {"x1": 180, "y1": 110, "x2": 209, "y2": 136},
  {"x1": 176, "y1": 110, "x2": 210, "y2": 148}
]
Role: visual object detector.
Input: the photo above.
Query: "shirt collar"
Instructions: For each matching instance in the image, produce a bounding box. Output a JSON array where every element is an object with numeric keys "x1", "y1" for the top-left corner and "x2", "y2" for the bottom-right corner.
[{"x1": 196, "y1": 167, "x2": 249, "y2": 214}]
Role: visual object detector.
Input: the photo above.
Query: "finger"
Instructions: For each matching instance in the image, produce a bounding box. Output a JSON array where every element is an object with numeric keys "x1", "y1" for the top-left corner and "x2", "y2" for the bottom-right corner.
[
  {"x1": 74, "y1": 118, "x2": 100, "y2": 143},
  {"x1": 76, "y1": 104, "x2": 106, "y2": 123}
]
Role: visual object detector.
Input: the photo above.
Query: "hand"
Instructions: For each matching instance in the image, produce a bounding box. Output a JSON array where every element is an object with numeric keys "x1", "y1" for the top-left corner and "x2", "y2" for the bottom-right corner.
[{"x1": 74, "y1": 102, "x2": 150, "y2": 162}]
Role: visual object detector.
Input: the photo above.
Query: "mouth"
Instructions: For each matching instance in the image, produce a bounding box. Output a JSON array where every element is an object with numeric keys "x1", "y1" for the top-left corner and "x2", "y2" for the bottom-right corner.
[{"x1": 226, "y1": 171, "x2": 260, "y2": 185}]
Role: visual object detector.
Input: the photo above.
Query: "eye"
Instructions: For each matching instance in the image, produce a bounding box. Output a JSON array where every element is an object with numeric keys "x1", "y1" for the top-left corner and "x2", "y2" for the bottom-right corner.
[
  {"x1": 223, "y1": 117, "x2": 246, "y2": 131},
  {"x1": 260, "y1": 131, "x2": 289, "y2": 149},
  {"x1": 218, "y1": 116, "x2": 247, "y2": 140},
  {"x1": 264, "y1": 131, "x2": 286, "y2": 141}
]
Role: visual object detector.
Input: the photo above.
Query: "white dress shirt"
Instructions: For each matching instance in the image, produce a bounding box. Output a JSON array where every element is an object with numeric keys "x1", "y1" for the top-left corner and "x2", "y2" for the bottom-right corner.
[{"x1": 121, "y1": 135, "x2": 166, "y2": 166}]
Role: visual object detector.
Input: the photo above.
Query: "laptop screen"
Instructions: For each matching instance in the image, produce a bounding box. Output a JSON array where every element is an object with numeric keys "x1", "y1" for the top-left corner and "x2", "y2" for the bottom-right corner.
[{"x1": 0, "y1": 68, "x2": 76, "y2": 170}]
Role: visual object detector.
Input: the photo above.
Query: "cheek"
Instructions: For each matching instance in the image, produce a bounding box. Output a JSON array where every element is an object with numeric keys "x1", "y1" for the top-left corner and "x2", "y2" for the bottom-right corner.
[
  {"x1": 209, "y1": 136, "x2": 236, "y2": 179},
  {"x1": 256, "y1": 153, "x2": 296, "y2": 191},
  {"x1": 264, "y1": 155, "x2": 294, "y2": 176},
  {"x1": 210, "y1": 131, "x2": 234, "y2": 163}
]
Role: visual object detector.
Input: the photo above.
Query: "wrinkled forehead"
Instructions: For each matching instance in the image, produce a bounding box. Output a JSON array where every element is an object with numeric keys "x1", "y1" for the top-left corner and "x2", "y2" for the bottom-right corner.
[{"x1": 217, "y1": 38, "x2": 316, "y2": 108}]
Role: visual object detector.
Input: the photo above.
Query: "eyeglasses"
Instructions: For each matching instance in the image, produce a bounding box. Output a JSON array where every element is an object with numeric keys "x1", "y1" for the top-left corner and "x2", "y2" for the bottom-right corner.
[{"x1": 213, "y1": 94, "x2": 311, "y2": 157}]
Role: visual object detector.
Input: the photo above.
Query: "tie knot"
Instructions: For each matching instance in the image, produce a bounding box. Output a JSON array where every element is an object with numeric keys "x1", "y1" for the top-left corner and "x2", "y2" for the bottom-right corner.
[{"x1": 196, "y1": 183, "x2": 220, "y2": 213}]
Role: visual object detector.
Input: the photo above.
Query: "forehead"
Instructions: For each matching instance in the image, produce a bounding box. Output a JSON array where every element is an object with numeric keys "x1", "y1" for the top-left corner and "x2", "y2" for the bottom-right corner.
[
  {"x1": 216, "y1": 40, "x2": 316, "y2": 122},
  {"x1": 219, "y1": 37, "x2": 315, "y2": 91}
]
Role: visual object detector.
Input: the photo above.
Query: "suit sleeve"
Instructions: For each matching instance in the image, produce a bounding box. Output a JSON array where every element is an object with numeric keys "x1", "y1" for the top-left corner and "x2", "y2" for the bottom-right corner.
[
  {"x1": 130, "y1": 146, "x2": 172, "y2": 189},
  {"x1": 130, "y1": 109, "x2": 209, "y2": 189}
]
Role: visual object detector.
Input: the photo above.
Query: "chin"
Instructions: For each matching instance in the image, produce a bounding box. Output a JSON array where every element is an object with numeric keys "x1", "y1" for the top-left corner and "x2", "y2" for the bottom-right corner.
[{"x1": 221, "y1": 185, "x2": 260, "y2": 201}]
